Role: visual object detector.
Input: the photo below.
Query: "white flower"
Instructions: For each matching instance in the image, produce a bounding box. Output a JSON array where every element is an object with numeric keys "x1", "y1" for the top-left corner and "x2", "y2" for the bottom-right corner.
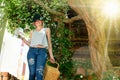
[{"x1": 14, "y1": 27, "x2": 24, "y2": 38}]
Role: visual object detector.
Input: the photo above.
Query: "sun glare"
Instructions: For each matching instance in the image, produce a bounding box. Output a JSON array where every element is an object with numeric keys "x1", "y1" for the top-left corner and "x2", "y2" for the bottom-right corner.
[{"x1": 102, "y1": 1, "x2": 120, "y2": 18}]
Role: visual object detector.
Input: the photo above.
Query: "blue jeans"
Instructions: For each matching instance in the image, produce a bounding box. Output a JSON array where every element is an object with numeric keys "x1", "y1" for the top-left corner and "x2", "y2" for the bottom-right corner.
[{"x1": 27, "y1": 47, "x2": 47, "y2": 80}]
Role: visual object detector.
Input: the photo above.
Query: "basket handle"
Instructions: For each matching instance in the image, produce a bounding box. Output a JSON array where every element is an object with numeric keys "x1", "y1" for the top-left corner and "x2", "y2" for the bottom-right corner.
[
  {"x1": 47, "y1": 60, "x2": 59, "y2": 69},
  {"x1": 55, "y1": 62, "x2": 59, "y2": 69}
]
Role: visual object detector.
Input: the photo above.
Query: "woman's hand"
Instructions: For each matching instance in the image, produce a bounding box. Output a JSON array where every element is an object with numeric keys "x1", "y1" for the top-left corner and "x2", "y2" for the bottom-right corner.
[
  {"x1": 18, "y1": 32, "x2": 24, "y2": 39},
  {"x1": 49, "y1": 57, "x2": 55, "y2": 63}
]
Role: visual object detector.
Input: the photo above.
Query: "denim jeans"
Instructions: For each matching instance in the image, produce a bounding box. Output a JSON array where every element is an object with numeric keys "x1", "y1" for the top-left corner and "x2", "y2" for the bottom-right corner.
[{"x1": 27, "y1": 47, "x2": 47, "y2": 80}]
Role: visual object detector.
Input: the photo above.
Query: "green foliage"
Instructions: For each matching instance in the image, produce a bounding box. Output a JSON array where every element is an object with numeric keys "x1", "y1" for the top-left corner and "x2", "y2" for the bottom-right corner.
[
  {"x1": 73, "y1": 59, "x2": 92, "y2": 70},
  {"x1": 51, "y1": 24, "x2": 74, "y2": 79},
  {"x1": 74, "y1": 74, "x2": 85, "y2": 80},
  {"x1": 102, "y1": 70, "x2": 120, "y2": 80},
  {"x1": 89, "y1": 73, "x2": 98, "y2": 80},
  {"x1": 4, "y1": 0, "x2": 51, "y2": 33},
  {"x1": 73, "y1": 59, "x2": 93, "y2": 80},
  {"x1": 46, "y1": 0, "x2": 68, "y2": 13},
  {"x1": 0, "y1": 0, "x2": 3, "y2": 3}
]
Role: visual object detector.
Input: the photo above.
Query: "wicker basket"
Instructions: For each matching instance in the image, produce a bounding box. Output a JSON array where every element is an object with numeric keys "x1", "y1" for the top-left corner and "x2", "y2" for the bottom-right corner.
[{"x1": 44, "y1": 61, "x2": 60, "y2": 80}]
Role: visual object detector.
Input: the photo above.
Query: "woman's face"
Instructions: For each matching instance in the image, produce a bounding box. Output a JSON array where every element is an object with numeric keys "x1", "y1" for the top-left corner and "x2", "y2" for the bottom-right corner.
[{"x1": 33, "y1": 20, "x2": 42, "y2": 27}]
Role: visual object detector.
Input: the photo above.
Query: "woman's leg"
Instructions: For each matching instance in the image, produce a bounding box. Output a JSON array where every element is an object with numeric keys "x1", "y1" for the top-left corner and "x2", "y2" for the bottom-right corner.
[
  {"x1": 27, "y1": 48, "x2": 37, "y2": 80},
  {"x1": 36, "y1": 48, "x2": 47, "y2": 80}
]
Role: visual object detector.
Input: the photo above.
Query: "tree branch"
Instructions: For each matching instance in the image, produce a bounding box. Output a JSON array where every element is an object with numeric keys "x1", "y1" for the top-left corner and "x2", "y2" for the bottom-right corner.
[
  {"x1": 33, "y1": 0, "x2": 65, "y2": 16},
  {"x1": 33, "y1": 0, "x2": 82, "y2": 23},
  {"x1": 64, "y1": 15, "x2": 82, "y2": 23}
]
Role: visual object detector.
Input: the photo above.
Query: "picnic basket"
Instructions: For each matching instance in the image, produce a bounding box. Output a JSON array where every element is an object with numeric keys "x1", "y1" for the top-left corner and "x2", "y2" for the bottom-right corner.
[{"x1": 44, "y1": 61, "x2": 60, "y2": 80}]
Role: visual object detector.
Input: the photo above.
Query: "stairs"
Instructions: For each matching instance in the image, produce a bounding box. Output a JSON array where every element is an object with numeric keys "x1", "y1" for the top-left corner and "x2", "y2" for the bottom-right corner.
[
  {"x1": 0, "y1": 72, "x2": 19, "y2": 80},
  {"x1": 108, "y1": 39, "x2": 120, "y2": 66}
]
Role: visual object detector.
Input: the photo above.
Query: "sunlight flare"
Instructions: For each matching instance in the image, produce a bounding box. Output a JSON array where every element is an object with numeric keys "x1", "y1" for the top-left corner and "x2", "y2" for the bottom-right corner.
[{"x1": 102, "y1": 1, "x2": 120, "y2": 18}]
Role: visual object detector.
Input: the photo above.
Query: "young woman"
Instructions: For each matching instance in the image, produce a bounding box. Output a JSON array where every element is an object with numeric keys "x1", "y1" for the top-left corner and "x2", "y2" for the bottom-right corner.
[{"x1": 20, "y1": 14, "x2": 55, "y2": 80}]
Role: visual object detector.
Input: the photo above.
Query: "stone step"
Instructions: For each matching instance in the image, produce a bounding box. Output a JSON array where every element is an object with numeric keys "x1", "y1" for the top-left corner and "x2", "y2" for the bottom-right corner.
[{"x1": 0, "y1": 72, "x2": 19, "y2": 80}]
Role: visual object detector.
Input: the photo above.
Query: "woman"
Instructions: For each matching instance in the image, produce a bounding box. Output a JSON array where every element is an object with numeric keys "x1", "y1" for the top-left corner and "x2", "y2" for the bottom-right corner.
[{"x1": 20, "y1": 13, "x2": 55, "y2": 80}]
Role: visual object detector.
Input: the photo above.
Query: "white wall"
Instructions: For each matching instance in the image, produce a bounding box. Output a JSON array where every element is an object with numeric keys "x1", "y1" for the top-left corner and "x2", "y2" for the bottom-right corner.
[{"x1": 0, "y1": 29, "x2": 29, "y2": 80}]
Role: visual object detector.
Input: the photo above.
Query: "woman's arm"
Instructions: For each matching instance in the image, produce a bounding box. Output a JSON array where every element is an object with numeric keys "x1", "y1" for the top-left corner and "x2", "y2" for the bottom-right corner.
[
  {"x1": 46, "y1": 28, "x2": 55, "y2": 63},
  {"x1": 21, "y1": 37, "x2": 30, "y2": 46}
]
